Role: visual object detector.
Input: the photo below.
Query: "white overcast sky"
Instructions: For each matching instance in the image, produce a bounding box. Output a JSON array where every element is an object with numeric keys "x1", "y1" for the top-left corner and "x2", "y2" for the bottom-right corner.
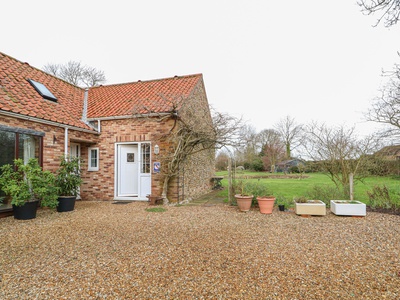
[{"x1": 2, "y1": 0, "x2": 400, "y2": 136}]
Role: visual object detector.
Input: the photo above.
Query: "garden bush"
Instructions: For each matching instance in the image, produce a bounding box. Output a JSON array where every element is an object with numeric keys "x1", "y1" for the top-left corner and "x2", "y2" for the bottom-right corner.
[
  {"x1": 367, "y1": 184, "x2": 400, "y2": 212},
  {"x1": 305, "y1": 184, "x2": 347, "y2": 207}
]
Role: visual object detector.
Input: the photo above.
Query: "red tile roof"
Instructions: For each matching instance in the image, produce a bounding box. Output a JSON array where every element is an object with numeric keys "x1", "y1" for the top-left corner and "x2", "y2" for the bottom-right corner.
[
  {"x1": 0, "y1": 52, "x2": 92, "y2": 130},
  {"x1": 1, "y1": 51, "x2": 203, "y2": 129},
  {"x1": 87, "y1": 74, "x2": 202, "y2": 118}
]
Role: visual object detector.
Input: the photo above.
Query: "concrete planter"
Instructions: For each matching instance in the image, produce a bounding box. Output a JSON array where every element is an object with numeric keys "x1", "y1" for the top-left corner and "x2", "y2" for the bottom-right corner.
[
  {"x1": 295, "y1": 200, "x2": 326, "y2": 216},
  {"x1": 330, "y1": 200, "x2": 366, "y2": 216}
]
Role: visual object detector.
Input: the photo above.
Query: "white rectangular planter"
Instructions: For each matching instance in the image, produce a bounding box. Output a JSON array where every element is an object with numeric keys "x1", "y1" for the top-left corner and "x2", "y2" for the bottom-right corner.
[
  {"x1": 295, "y1": 200, "x2": 326, "y2": 216},
  {"x1": 330, "y1": 200, "x2": 366, "y2": 216}
]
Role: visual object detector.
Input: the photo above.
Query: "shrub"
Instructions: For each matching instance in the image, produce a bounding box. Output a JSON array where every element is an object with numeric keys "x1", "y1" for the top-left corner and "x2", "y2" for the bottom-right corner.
[
  {"x1": 294, "y1": 196, "x2": 308, "y2": 203},
  {"x1": 305, "y1": 184, "x2": 347, "y2": 207},
  {"x1": 0, "y1": 158, "x2": 59, "y2": 207},
  {"x1": 367, "y1": 185, "x2": 400, "y2": 211},
  {"x1": 251, "y1": 158, "x2": 264, "y2": 172},
  {"x1": 56, "y1": 156, "x2": 82, "y2": 197}
]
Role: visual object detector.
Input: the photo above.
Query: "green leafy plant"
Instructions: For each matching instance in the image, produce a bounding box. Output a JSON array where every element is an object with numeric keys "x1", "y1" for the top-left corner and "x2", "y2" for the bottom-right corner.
[
  {"x1": 56, "y1": 156, "x2": 83, "y2": 197},
  {"x1": 0, "y1": 158, "x2": 59, "y2": 207},
  {"x1": 252, "y1": 179, "x2": 273, "y2": 198},
  {"x1": 275, "y1": 194, "x2": 292, "y2": 207},
  {"x1": 251, "y1": 180, "x2": 274, "y2": 206}
]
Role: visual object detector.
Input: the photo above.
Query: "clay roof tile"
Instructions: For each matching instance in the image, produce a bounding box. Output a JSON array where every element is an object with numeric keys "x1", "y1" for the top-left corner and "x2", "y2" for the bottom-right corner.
[
  {"x1": 0, "y1": 52, "x2": 91, "y2": 130},
  {"x1": 87, "y1": 74, "x2": 202, "y2": 118}
]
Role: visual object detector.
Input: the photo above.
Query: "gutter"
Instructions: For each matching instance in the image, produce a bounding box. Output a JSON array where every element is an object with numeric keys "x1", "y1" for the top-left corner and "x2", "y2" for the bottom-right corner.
[
  {"x1": 0, "y1": 110, "x2": 100, "y2": 135},
  {"x1": 87, "y1": 112, "x2": 172, "y2": 122}
]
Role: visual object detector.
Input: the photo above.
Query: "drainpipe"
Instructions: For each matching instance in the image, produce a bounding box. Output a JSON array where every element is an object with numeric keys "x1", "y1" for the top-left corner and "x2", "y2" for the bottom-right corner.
[{"x1": 64, "y1": 127, "x2": 69, "y2": 156}]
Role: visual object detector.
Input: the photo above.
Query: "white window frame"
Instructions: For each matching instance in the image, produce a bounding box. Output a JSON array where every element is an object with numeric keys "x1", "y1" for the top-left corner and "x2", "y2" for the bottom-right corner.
[{"x1": 88, "y1": 147, "x2": 99, "y2": 171}]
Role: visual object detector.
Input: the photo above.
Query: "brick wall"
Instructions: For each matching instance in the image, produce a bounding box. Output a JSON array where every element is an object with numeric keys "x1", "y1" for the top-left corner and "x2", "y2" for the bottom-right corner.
[
  {"x1": 1, "y1": 76, "x2": 215, "y2": 203},
  {"x1": 81, "y1": 117, "x2": 174, "y2": 201},
  {"x1": 0, "y1": 115, "x2": 99, "y2": 198}
]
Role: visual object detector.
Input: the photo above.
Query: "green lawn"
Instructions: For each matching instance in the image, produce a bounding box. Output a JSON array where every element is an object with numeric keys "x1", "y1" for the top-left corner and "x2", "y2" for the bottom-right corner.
[{"x1": 215, "y1": 171, "x2": 399, "y2": 204}]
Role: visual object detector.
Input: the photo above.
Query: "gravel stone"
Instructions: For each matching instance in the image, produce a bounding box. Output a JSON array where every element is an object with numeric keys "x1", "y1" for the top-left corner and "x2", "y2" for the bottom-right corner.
[{"x1": 0, "y1": 201, "x2": 399, "y2": 299}]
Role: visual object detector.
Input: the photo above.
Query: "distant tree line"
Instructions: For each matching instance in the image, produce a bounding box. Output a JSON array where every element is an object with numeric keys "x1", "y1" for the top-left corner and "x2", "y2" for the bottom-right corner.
[{"x1": 43, "y1": 61, "x2": 106, "y2": 88}]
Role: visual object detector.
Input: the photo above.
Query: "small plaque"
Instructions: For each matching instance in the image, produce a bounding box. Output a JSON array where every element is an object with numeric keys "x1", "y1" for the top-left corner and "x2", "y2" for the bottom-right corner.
[
  {"x1": 153, "y1": 162, "x2": 160, "y2": 173},
  {"x1": 127, "y1": 153, "x2": 135, "y2": 162}
]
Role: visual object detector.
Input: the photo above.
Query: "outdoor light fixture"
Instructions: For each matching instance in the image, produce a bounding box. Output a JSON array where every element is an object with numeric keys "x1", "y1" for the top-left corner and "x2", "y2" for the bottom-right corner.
[{"x1": 154, "y1": 144, "x2": 160, "y2": 155}]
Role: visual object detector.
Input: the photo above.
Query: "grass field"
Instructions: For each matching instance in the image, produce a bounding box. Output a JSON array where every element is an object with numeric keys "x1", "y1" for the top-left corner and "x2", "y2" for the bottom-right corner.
[{"x1": 215, "y1": 171, "x2": 399, "y2": 205}]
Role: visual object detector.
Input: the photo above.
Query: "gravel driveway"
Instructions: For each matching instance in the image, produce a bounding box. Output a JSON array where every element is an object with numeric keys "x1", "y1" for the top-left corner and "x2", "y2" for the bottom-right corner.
[{"x1": 0, "y1": 201, "x2": 399, "y2": 299}]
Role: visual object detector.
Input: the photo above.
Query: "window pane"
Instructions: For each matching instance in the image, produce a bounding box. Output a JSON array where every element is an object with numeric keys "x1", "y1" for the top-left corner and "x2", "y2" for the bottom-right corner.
[
  {"x1": 90, "y1": 149, "x2": 97, "y2": 168},
  {"x1": 0, "y1": 130, "x2": 16, "y2": 209},
  {"x1": 141, "y1": 143, "x2": 150, "y2": 173},
  {"x1": 1, "y1": 130, "x2": 41, "y2": 210},
  {"x1": 18, "y1": 134, "x2": 39, "y2": 164},
  {"x1": 0, "y1": 130, "x2": 15, "y2": 167},
  {"x1": 27, "y1": 79, "x2": 57, "y2": 101}
]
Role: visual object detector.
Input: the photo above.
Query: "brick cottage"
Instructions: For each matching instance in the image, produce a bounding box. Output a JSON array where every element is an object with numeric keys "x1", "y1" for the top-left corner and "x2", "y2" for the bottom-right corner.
[{"x1": 0, "y1": 52, "x2": 215, "y2": 213}]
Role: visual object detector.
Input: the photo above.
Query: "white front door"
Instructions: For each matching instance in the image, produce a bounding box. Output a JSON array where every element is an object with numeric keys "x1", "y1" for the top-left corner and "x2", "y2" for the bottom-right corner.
[{"x1": 117, "y1": 144, "x2": 139, "y2": 196}]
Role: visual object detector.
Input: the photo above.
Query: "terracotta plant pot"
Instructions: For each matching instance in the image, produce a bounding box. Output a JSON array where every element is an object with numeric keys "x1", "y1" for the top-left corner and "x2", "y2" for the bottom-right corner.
[
  {"x1": 257, "y1": 196, "x2": 276, "y2": 214},
  {"x1": 235, "y1": 194, "x2": 253, "y2": 212},
  {"x1": 146, "y1": 195, "x2": 163, "y2": 205}
]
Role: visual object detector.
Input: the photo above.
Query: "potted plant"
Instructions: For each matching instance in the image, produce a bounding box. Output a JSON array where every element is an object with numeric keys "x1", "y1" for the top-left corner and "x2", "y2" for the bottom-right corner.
[
  {"x1": 55, "y1": 156, "x2": 82, "y2": 212},
  {"x1": 146, "y1": 194, "x2": 163, "y2": 205},
  {"x1": 0, "y1": 158, "x2": 59, "y2": 220},
  {"x1": 233, "y1": 180, "x2": 254, "y2": 212},
  {"x1": 294, "y1": 196, "x2": 326, "y2": 216},
  {"x1": 253, "y1": 181, "x2": 275, "y2": 214},
  {"x1": 276, "y1": 195, "x2": 289, "y2": 211}
]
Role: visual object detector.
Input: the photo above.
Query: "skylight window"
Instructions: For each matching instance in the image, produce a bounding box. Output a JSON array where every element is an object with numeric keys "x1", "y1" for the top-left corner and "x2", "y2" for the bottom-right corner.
[{"x1": 27, "y1": 79, "x2": 57, "y2": 102}]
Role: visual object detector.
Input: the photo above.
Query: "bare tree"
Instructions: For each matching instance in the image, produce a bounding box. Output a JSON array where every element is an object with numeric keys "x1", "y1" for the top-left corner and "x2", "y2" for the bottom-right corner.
[
  {"x1": 358, "y1": 0, "x2": 400, "y2": 27},
  {"x1": 258, "y1": 129, "x2": 285, "y2": 172},
  {"x1": 274, "y1": 115, "x2": 303, "y2": 159},
  {"x1": 305, "y1": 122, "x2": 380, "y2": 197},
  {"x1": 43, "y1": 61, "x2": 106, "y2": 88},
  {"x1": 234, "y1": 124, "x2": 259, "y2": 168},
  {"x1": 144, "y1": 97, "x2": 244, "y2": 203},
  {"x1": 366, "y1": 59, "x2": 400, "y2": 139}
]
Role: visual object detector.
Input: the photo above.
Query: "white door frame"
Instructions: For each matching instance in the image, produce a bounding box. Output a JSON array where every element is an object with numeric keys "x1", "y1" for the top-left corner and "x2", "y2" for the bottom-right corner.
[
  {"x1": 70, "y1": 142, "x2": 81, "y2": 158},
  {"x1": 114, "y1": 142, "x2": 151, "y2": 201}
]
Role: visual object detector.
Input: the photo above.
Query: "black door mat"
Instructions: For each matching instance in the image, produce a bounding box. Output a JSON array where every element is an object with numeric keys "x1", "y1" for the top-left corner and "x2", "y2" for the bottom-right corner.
[{"x1": 112, "y1": 202, "x2": 131, "y2": 205}]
